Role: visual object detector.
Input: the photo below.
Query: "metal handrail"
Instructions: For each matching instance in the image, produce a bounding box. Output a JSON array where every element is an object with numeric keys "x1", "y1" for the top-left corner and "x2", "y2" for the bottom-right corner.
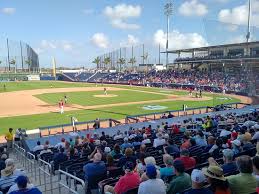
[
  {"x1": 58, "y1": 169, "x2": 86, "y2": 194},
  {"x1": 38, "y1": 158, "x2": 53, "y2": 193}
]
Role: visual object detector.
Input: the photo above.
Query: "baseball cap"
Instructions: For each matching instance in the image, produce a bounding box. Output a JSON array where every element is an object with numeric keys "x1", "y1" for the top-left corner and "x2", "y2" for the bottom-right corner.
[
  {"x1": 104, "y1": 147, "x2": 111, "y2": 153},
  {"x1": 191, "y1": 169, "x2": 205, "y2": 183},
  {"x1": 146, "y1": 164, "x2": 157, "y2": 178},
  {"x1": 15, "y1": 176, "x2": 28, "y2": 188},
  {"x1": 231, "y1": 139, "x2": 241, "y2": 147}
]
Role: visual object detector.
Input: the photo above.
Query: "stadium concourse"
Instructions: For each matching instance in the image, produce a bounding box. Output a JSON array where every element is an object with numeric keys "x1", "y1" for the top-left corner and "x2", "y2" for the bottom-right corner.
[{"x1": 1, "y1": 103, "x2": 259, "y2": 194}]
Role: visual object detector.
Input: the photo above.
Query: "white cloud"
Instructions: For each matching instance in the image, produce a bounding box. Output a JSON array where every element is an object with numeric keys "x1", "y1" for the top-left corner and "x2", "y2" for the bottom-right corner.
[
  {"x1": 35, "y1": 40, "x2": 75, "y2": 54},
  {"x1": 120, "y1": 34, "x2": 139, "y2": 47},
  {"x1": 1, "y1": 8, "x2": 16, "y2": 15},
  {"x1": 153, "y1": 29, "x2": 208, "y2": 50},
  {"x1": 218, "y1": 0, "x2": 259, "y2": 26},
  {"x1": 91, "y1": 33, "x2": 109, "y2": 49},
  {"x1": 83, "y1": 9, "x2": 94, "y2": 15},
  {"x1": 179, "y1": 0, "x2": 208, "y2": 17},
  {"x1": 103, "y1": 4, "x2": 141, "y2": 30}
]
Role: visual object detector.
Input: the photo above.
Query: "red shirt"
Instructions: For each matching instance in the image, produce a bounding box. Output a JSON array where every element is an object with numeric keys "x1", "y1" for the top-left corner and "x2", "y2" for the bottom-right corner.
[
  {"x1": 180, "y1": 140, "x2": 191, "y2": 150},
  {"x1": 114, "y1": 172, "x2": 140, "y2": 194},
  {"x1": 145, "y1": 127, "x2": 151, "y2": 135},
  {"x1": 175, "y1": 156, "x2": 196, "y2": 170},
  {"x1": 172, "y1": 125, "x2": 180, "y2": 134}
]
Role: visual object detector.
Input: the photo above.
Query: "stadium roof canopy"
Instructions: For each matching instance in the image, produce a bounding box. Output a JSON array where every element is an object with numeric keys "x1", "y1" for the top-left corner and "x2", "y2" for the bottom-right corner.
[{"x1": 163, "y1": 41, "x2": 259, "y2": 54}]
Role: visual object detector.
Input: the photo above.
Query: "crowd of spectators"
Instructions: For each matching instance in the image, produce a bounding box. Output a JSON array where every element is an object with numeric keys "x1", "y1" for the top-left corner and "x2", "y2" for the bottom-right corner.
[
  {"x1": 97, "y1": 69, "x2": 248, "y2": 93},
  {"x1": 27, "y1": 108, "x2": 259, "y2": 194}
]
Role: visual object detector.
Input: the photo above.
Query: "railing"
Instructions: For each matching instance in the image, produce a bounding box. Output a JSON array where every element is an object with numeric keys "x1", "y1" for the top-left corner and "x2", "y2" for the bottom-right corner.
[
  {"x1": 58, "y1": 169, "x2": 86, "y2": 194},
  {"x1": 38, "y1": 158, "x2": 53, "y2": 194},
  {"x1": 125, "y1": 102, "x2": 251, "y2": 124}
]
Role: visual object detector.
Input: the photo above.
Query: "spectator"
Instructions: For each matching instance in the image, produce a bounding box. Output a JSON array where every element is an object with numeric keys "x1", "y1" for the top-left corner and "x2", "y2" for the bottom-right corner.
[
  {"x1": 142, "y1": 134, "x2": 151, "y2": 144},
  {"x1": 0, "y1": 154, "x2": 7, "y2": 173},
  {"x1": 55, "y1": 138, "x2": 66, "y2": 148},
  {"x1": 167, "y1": 160, "x2": 191, "y2": 194},
  {"x1": 195, "y1": 131, "x2": 207, "y2": 147},
  {"x1": 221, "y1": 149, "x2": 237, "y2": 174},
  {"x1": 106, "y1": 154, "x2": 117, "y2": 171},
  {"x1": 141, "y1": 157, "x2": 160, "y2": 181},
  {"x1": 227, "y1": 155, "x2": 257, "y2": 194},
  {"x1": 100, "y1": 131, "x2": 106, "y2": 141},
  {"x1": 163, "y1": 139, "x2": 180, "y2": 155},
  {"x1": 118, "y1": 148, "x2": 136, "y2": 167},
  {"x1": 83, "y1": 153, "x2": 106, "y2": 181},
  {"x1": 203, "y1": 165, "x2": 230, "y2": 194},
  {"x1": 110, "y1": 144, "x2": 123, "y2": 160},
  {"x1": 160, "y1": 154, "x2": 174, "y2": 180},
  {"x1": 220, "y1": 125, "x2": 232, "y2": 137},
  {"x1": 181, "y1": 135, "x2": 191, "y2": 150},
  {"x1": 8, "y1": 175, "x2": 41, "y2": 194},
  {"x1": 175, "y1": 149, "x2": 196, "y2": 170},
  {"x1": 136, "y1": 144, "x2": 147, "y2": 159},
  {"x1": 32, "y1": 141, "x2": 43, "y2": 152},
  {"x1": 242, "y1": 133, "x2": 254, "y2": 151},
  {"x1": 231, "y1": 139, "x2": 242, "y2": 155},
  {"x1": 153, "y1": 133, "x2": 166, "y2": 148},
  {"x1": 44, "y1": 140, "x2": 52, "y2": 148},
  {"x1": 104, "y1": 162, "x2": 140, "y2": 194},
  {"x1": 114, "y1": 131, "x2": 123, "y2": 140},
  {"x1": 5, "y1": 128, "x2": 13, "y2": 151},
  {"x1": 120, "y1": 137, "x2": 133, "y2": 151},
  {"x1": 136, "y1": 153, "x2": 146, "y2": 175},
  {"x1": 188, "y1": 138, "x2": 203, "y2": 154},
  {"x1": 53, "y1": 147, "x2": 68, "y2": 170},
  {"x1": 1, "y1": 159, "x2": 24, "y2": 177},
  {"x1": 252, "y1": 156, "x2": 259, "y2": 186},
  {"x1": 185, "y1": 169, "x2": 213, "y2": 194},
  {"x1": 138, "y1": 164, "x2": 166, "y2": 194},
  {"x1": 204, "y1": 136, "x2": 215, "y2": 152},
  {"x1": 39, "y1": 146, "x2": 52, "y2": 158}
]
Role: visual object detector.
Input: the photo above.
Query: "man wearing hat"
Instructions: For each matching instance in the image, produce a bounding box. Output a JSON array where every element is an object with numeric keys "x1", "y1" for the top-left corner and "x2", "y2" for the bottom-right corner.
[
  {"x1": 138, "y1": 164, "x2": 166, "y2": 194},
  {"x1": 8, "y1": 175, "x2": 41, "y2": 194},
  {"x1": 104, "y1": 162, "x2": 140, "y2": 194},
  {"x1": 185, "y1": 169, "x2": 213, "y2": 194}
]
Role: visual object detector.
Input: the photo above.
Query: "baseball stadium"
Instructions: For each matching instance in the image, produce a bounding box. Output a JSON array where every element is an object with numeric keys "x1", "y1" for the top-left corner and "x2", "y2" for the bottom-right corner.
[{"x1": 1, "y1": 1, "x2": 259, "y2": 194}]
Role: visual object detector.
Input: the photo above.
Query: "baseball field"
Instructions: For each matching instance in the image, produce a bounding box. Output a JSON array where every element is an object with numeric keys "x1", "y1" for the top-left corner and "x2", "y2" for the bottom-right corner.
[{"x1": 0, "y1": 81, "x2": 250, "y2": 135}]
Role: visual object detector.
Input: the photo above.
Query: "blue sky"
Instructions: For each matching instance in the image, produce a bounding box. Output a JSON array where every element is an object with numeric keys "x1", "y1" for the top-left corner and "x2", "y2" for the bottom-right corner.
[{"x1": 0, "y1": 0, "x2": 258, "y2": 67}]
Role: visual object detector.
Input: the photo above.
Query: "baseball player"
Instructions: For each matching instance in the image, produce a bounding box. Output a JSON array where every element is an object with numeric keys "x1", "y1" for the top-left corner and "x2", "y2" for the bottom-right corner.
[
  {"x1": 104, "y1": 88, "x2": 107, "y2": 95},
  {"x1": 59, "y1": 100, "x2": 64, "y2": 114}
]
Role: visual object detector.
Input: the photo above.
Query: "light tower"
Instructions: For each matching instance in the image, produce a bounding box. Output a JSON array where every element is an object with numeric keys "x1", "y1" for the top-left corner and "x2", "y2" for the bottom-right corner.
[{"x1": 164, "y1": 1, "x2": 173, "y2": 69}]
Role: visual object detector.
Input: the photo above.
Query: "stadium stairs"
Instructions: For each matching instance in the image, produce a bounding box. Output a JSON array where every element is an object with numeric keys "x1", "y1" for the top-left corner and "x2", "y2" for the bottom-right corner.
[{"x1": 11, "y1": 145, "x2": 86, "y2": 194}]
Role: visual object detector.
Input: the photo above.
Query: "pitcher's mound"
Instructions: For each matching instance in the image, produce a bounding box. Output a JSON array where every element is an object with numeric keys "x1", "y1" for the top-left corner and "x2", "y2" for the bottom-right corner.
[{"x1": 94, "y1": 94, "x2": 118, "y2": 98}]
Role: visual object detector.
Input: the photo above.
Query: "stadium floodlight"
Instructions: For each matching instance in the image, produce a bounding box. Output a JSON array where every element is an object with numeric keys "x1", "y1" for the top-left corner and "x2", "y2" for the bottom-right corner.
[{"x1": 164, "y1": 1, "x2": 173, "y2": 69}]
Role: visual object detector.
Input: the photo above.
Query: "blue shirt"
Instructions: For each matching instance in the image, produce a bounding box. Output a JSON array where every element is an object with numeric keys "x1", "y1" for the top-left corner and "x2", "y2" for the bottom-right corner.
[
  {"x1": 9, "y1": 188, "x2": 42, "y2": 194},
  {"x1": 222, "y1": 162, "x2": 237, "y2": 174},
  {"x1": 83, "y1": 161, "x2": 106, "y2": 180},
  {"x1": 185, "y1": 188, "x2": 213, "y2": 194},
  {"x1": 120, "y1": 143, "x2": 133, "y2": 150},
  {"x1": 160, "y1": 167, "x2": 174, "y2": 180}
]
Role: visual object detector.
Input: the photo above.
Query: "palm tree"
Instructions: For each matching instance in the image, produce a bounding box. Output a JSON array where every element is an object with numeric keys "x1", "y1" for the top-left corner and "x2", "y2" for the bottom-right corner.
[
  {"x1": 25, "y1": 59, "x2": 31, "y2": 73},
  {"x1": 141, "y1": 53, "x2": 149, "y2": 72},
  {"x1": 117, "y1": 58, "x2": 126, "y2": 72},
  {"x1": 92, "y1": 57, "x2": 101, "y2": 69},
  {"x1": 103, "y1": 57, "x2": 111, "y2": 70},
  {"x1": 128, "y1": 57, "x2": 137, "y2": 71},
  {"x1": 9, "y1": 59, "x2": 16, "y2": 73}
]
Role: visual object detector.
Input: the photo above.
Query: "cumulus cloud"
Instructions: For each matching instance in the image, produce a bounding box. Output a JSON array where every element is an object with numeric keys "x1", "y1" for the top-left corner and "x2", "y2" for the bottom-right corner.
[
  {"x1": 35, "y1": 40, "x2": 74, "y2": 54},
  {"x1": 120, "y1": 34, "x2": 139, "y2": 47},
  {"x1": 1, "y1": 8, "x2": 16, "y2": 15},
  {"x1": 179, "y1": 0, "x2": 208, "y2": 17},
  {"x1": 153, "y1": 29, "x2": 208, "y2": 50},
  {"x1": 103, "y1": 4, "x2": 141, "y2": 30},
  {"x1": 91, "y1": 33, "x2": 109, "y2": 49},
  {"x1": 218, "y1": 0, "x2": 259, "y2": 26}
]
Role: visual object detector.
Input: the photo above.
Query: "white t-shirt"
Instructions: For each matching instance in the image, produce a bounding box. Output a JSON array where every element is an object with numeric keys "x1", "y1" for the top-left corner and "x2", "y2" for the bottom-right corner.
[
  {"x1": 138, "y1": 179, "x2": 166, "y2": 194},
  {"x1": 32, "y1": 145, "x2": 44, "y2": 152},
  {"x1": 153, "y1": 138, "x2": 165, "y2": 148},
  {"x1": 55, "y1": 142, "x2": 65, "y2": 148},
  {"x1": 142, "y1": 139, "x2": 151, "y2": 144},
  {"x1": 220, "y1": 129, "x2": 232, "y2": 137}
]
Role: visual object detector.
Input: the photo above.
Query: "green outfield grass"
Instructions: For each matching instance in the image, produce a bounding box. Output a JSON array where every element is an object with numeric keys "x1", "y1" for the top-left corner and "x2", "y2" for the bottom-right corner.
[
  {"x1": 0, "y1": 81, "x2": 95, "y2": 93},
  {"x1": 0, "y1": 81, "x2": 242, "y2": 134},
  {"x1": 35, "y1": 90, "x2": 170, "y2": 106}
]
